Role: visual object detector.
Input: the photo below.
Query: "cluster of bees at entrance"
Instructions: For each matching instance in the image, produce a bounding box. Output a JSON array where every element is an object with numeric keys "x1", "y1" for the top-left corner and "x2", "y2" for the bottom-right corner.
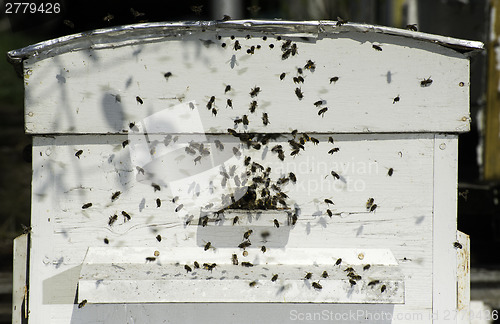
[{"x1": 73, "y1": 29, "x2": 431, "y2": 301}]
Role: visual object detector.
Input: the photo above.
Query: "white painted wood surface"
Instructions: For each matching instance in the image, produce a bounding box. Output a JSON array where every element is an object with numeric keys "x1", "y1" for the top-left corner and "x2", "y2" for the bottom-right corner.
[
  {"x1": 29, "y1": 133, "x2": 435, "y2": 323},
  {"x1": 432, "y1": 135, "x2": 459, "y2": 323},
  {"x1": 457, "y1": 231, "x2": 471, "y2": 324},
  {"x1": 12, "y1": 234, "x2": 28, "y2": 324},
  {"x1": 21, "y1": 29, "x2": 470, "y2": 134}
]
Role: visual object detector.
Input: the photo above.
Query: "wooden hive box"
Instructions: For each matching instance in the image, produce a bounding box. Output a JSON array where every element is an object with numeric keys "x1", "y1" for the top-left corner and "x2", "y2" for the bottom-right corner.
[{"x1": 8, "y1": 20, "x2": 482, "y2": 323}]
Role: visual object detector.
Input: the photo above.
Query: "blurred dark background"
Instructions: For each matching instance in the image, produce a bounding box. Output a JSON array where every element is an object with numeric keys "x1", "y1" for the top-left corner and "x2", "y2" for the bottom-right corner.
[{"x1": 0, "y1": 0, "x2": 498, "y2": 322}]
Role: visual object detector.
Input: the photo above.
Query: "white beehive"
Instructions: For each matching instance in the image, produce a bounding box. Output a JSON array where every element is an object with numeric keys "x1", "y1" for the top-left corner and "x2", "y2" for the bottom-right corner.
[{"x1": 8, "y1": 20, "x2": 482, "y2": 323}]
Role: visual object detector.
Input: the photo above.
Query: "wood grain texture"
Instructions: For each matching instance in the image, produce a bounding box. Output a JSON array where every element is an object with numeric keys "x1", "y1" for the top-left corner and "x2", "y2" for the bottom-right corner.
[
  {"x1": 23, "y1": 30, "x2": 470, "y2": 135},
  {"x1": 28, "y1": 133, "x2": 436, "y2": 323}
]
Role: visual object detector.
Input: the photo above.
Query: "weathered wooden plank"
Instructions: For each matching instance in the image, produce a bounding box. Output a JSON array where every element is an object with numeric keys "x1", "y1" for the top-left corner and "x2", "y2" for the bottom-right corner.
[
  {"x1": 23, "y1": 30, "x2": 469, "y2": 134},
  {"x1": 12, "y1": 234, "x2": 28, "y2": 324},
  {"x1": 28, "y1": 133, "x2": 435, "y2": 322},
  {"x1": 432, "y1": 134, "x2": 459, "y2": 323}
]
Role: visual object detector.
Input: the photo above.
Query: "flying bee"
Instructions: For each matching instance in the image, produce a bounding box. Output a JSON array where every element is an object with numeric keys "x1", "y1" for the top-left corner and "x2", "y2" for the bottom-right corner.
[
  {"x1": 190, "y1": 5, "x2": 203, "y2": 15},
  {"x1": 297, "y1": 68, "x2": 303, "y2": 74},
  {"x1": 239, "y1": 240, "x2": 251, "y2": 249},
  {"x1": 324, "y1": 199, "x2": 334, "y2": 205},
  {"x1": 331, "y1": 171, "x2": 340, "y2": 179},
  {"x1": 290, "y1": 149, "x2": 300, "y2": 157},
  {"x1": 270, "y1": 145, "x2": 281, "y2": 153},
  {"x1": 274, "y1": 219, "x2": 280, "y2": 228},
  {"x1": 247, "y1": 46, "x2": 255, "y2": 55},
  {"x1": 367, "y1": 280, "x2": 380, "y2": 286},
  {"x1": 388, "y1": 168, "x2": 394, "y2": 176},
  {"x1": 78, "y1": 299, "x2": 87, "y2": 308},
  {"x1": 122, "y1": 140, "x2": 129, "y2": 148},
  {"x1": 200, "y1": 216, "x2": 208, "y2": 227},
  {"x1": 318, "y1": 107, "x2": 328, "y2": 117},
  {"x1": 156, "y1": 235, "x2": 162, "y2": 242},
  {"x1": 305, "y1": 272, "x2": 312, "y2": 280},
  {"x1": 420, "y1": 77, "x2": 433, "y2": 87},
  {"x1": 183, "y1": 264, "x2": 192, "y2": 273},
  {"x1": 282, "y1": 49, "x2": 291, "y2": 60},
  {"x1": 280, "y1": 72, "x2": 286, "y2": 80},
  {"x1": 194, "y1": 261, "x2": 200, "y2": 269},
  {"x1": 108, "y1": 214, "x2": 118, "y2": 226},
  {"x1": 163, "y1": 71, "x2": 172, "y2": 79},
  {"x1": 261, "y1": 246, "x2": 267, "y2": 253},
  {"x1": 250, "y1": 86, "x2": 261, "y2": 97},
  {"x1": 272, "y1": 274, "x2": 279, "y2": 282},
  {"x1": 146, "y1": 257, "x2": 156, "y2": 262},
  {"x1": 104, "y1": 238, "x2": 109, "y2": 244},
  {"x1": 234, "y1": 40, "x2": 241, "y2": 50},
  {"x1": 291, "y1": 129, "x2": 298, "y2": 137},
  {"x1": 372, "y1": 44, "x2": 382, "y2": 51},
  {"x1": 111, "y1": 191, "x2": 121, "y2": 201},
  {"x1": 243, "y1": 229, "x2": 253, "y2": 240},
  {"x1": 122, "y1": 211, "x2": 131, "y2": 221},
  {"x1": 234, "y1": 118, "x2": 243, "y2": 125},
  {"x1": 330, "y1": 76, "x2": 339, "y2": 83},
  {"x1": 326, "y1": 209, "x2": 333, "y2": 217},
  {"x1": 370, "y1": 204, "x2": 377, "y2": 212},
  {"x1": 241, "y1": 262, "x2": 254, "y2": 267},
  {"x1": 322, "y1": 271, "x2": 329, "y2": 278},
  {"x1": 381, "y1": 285, "x2": 387, "y2": 293},
  {"x1": 262, "y1": 113, "x2": 269, "y2": 125},
  {"x1": 204, "y1": 242, "x2": 212, "y2": 251},
  {"x1": 225, "y1": 85, "x2": 231, "y2": 93},
  {"x1": 156, "y1": 198, "x2": 161, "y2": 208},
  {"x1": 335, "y1": 258, "x2": 342, "y2": 266},
  {"x1": 314, "y1": 100, "x2": 323, "y2": 107},
  {"x1": 328, "y1": 148, "x2": 339, "y2": 154},
  {"x1": 406, "y1": 24, "x2": 418, "y2": 31},
  {"x1": 310, "y1": 137, "x2": 319, "y2": 145},
  {"x1": 304, "y1": 60, "x2": 315, "y2": 70},
  {"x1": 295, "y1": 88, "x2": 304, "y2": 100},
  {"x1": 249, "y1": 281, "x2": 257, "y2": 287},
  {"x1": 363, "y1": 265, "x2": 371, "y2": 271},
  {"x1": 328, "y1": 137, "x2": 334, "y2": 144},
  {"x1": 136, "y1": 96, "x2": 143, "y2": 104},
  {"x1": 393, "y1": 96, "x2": 400, "y2": 104},
  {"x1": 75, "y1": 150, "x2": 83, "y2": 159},
  {"x1": 152, "y1": 183, "x2": 161, "y2": 191},
  {"x1": 336, "y1": 16, "x2": 348, "y2": 26},
  {"x1": 289, "y1": 172, "x2": 297, "y2": 183},
  {"x1": 249, "y1": 101, "x2": 258, "y2": 113},
  {"x1": 281, "y1": 40, "x2": 292, "y2": 50},
  {"x1": 212, "y1": 108, "x2": 218, "y2": 116},
  {"x1": 175, "y1": 204, "x2": 184, "y2": 212},
  {"x1": 366, "y1": 198, "x2": 375, "y2": 211},
  {"x1": 203, "y1": 263, "x2": 217, "y2": 271},
  {"x1": 233, "y1": 216, "x2": 239, "y2": 225},
  {"x1": 82, "y1": 203, "x2": 92, "y2": 209},
  {"x1": 312, "y1": 282, "x2": 322, "y2": 290},
  {"x1": 226, "y1": 99, "x2": 233, "y2": 108},
  {"x1": 453, "y1": 242, "x2": 463, "y2": 249},
  {"x1": 232, "y1": 254, "x2": 239, "y2": 265},
  {"x1": 243, "y1": 115, "x2": 249, "y2": 125},
  {"x1": 194, "y1": 156, "x2": 202, "y2": 164}
]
